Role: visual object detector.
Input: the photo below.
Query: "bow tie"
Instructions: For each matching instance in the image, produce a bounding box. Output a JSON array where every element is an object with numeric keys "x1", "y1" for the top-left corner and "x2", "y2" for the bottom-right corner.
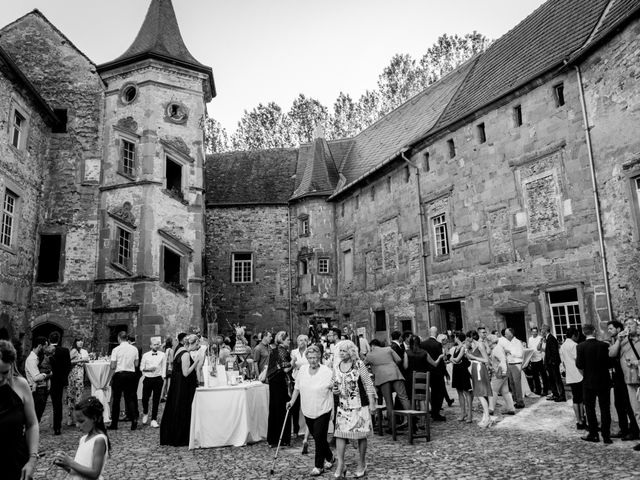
[{"x1": 152, "y1": 352, "x2": 158, "y2": 355}]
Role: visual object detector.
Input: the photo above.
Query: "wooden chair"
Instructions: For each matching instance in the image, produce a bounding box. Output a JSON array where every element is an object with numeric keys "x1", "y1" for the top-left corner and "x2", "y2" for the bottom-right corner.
[{"x1": 391, "y1": 372, "x2": 430, "y2": 444}]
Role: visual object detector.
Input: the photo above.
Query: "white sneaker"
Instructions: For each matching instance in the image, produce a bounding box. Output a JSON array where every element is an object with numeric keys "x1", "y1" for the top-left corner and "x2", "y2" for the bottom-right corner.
[
  {"x1": 150, "y1": 420, "x2": 159, "y2": 428},
  {"x1": 323, "y1": 460, "x2": 333, "y2": 469},
  {"x1": 142, "y1": 414, "x2": 148, "y2": 425}
]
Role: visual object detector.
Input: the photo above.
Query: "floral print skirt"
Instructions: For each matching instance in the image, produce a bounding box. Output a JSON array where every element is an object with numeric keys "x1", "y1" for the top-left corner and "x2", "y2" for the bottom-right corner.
[
  {"x1": 66, "y1": 365, "x2": 85, "y2": 420},
  {"x1": 334, "y1": 405, "x2": 372, "y2": 440}
]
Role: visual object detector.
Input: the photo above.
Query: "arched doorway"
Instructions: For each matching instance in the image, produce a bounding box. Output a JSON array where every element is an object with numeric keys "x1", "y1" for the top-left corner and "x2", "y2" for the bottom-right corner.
[{"x1": 31, "y1": 322, "x2": 64, "y2": 344}]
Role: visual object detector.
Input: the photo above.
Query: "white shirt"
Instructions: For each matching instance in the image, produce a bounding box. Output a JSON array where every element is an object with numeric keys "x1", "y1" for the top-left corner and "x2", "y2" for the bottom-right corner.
[
  {"x1": 560, "y1": 338, "x2": 583, "y2": 384},
  {"x1": 322, "y1": 343, "x2": 336, "y2": 369},
  {"x1": 527, "y1": 336, "x2": 543, "y2": 362},
  {"x1": 25, "y1": 351, "x2": 46, "y2": 390},
  {"x1": 110, "y1": 342, "x2": 139, "y2": 372},
  {"x1": 501, "y1": 337, "x2": 524, "y2": 363},
  {"x1": 291, "y1": 348, "x2": 309, "y2": 379},
  {"x1": 140, "y1": 350, "x2": 165, "y2": 379},
  {"x1": 295, "y1": 364, "x2": 334, "y2": 419}
]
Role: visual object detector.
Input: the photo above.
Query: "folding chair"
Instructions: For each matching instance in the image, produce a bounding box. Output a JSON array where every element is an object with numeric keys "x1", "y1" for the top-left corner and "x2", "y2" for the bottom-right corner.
[{"x1": 391, "y1": 372, "x2": 430, "y2": 444}]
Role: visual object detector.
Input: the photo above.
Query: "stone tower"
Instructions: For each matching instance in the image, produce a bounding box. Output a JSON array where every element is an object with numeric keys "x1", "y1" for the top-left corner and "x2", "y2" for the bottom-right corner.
[{"x1": 94, "y1": 0, "x2": 215, "y2": 348}]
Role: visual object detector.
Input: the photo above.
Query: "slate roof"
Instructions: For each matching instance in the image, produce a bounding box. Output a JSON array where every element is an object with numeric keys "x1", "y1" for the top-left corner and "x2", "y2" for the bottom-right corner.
[
  {"x1": 290, "y1": 137, "x2": 339, "y2": 200},
  {"x1": 97, "y1": 0, "x2": 215, "y2": 98},
  {"x1": 205, "y1": 150, "x2": 298, "y2": 205}
]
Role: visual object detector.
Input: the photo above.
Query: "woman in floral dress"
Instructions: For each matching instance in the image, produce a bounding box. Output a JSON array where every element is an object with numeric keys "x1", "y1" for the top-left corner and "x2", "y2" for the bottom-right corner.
[
  {"x1": 66, "y1": 338, "x2": 89, "y2": 425},
  {"x1": 332, "y1": 340, "x2": 376, "y2": 479}
]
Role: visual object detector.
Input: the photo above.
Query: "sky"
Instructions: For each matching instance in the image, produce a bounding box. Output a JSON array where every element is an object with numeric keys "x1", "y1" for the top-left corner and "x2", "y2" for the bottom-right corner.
[{"x1": 0, "y1": 0, "x2": 547, "y2": 133}]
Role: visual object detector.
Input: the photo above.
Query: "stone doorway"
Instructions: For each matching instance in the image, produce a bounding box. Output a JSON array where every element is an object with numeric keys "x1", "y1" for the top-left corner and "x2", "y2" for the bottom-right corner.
[
  {"x1": 502, "y1": 311, "x2": 526, "y2": 342},
  {"x1": 31, "y1": 322, "x2": 64, "y2": 344}
]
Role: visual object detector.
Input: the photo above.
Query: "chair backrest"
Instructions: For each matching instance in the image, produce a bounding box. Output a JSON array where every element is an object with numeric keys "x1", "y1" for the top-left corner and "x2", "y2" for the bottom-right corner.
[{"x1": 412, "y1": 372, "x2": 430, "y2": 411}]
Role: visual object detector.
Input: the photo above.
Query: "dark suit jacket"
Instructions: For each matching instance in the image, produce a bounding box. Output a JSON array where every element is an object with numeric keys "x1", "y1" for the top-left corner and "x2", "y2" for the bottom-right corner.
[
  {"x1": 390, "y1": 341, "x2": 405, "y2": 368},
  {"x1": 576, "y1": 338, "x2": 611, "y2": 390},
  {"x1": 421, "y1": 337, "x2": 445, "y2": 376},
  {"x1": 50, "y1": 345, "x2": 71, "y2": 387},
  {"x1": 544, "y1": 334, "x2": 561, "y2": 366}
]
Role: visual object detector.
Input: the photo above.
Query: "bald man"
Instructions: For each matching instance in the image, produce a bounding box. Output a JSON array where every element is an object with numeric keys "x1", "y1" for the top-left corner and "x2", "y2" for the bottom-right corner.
[{"x1": 421, "y1": 326, "x2": 447, "y2": 421}]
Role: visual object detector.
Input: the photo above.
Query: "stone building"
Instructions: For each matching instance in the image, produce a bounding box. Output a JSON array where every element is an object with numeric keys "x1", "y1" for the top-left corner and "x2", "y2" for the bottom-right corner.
[
  {"x1": 207, "y1": 0, "x2": 640, "y2": 342},
  {"x1": 1, "y1": 0, "x2": 639, "y2": 349},
  {"x1": 0, "y1": 0, "x2": 213, "y2": 350}
]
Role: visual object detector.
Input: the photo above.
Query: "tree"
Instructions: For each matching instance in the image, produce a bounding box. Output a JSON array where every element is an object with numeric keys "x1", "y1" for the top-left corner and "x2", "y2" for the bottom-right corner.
[
  {"x1": 230, "y1": 102, "x2": 293, "y2": 150},
  {"x1": 354, "y1": 90, "x2": 382, "y2": 132},
  {"x1": 287, "y1": 94, "x2": 328, "y2": 145},
  {"x1": 377, "y1": 53, "x2": 423, "y2": 114},
  {"x1": 203, "y1": 116, "x2": 229, "y2": 153},
  {"x1": 327, "y1": 92, "x2": 358, "y2": 139}
]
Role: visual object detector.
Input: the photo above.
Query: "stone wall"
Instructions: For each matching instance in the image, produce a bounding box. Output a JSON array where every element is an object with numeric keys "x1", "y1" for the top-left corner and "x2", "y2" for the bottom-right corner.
[
  {"x1": 205, "y1": 205, "x2": 292, "y2": 337},
  {"x1": 582, "y1": 16, "x2": 640, "y2": 321}
]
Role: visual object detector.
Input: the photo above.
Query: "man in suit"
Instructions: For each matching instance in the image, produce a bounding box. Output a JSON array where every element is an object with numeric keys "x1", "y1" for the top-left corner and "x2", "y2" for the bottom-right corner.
[
  {"x1": 576, "y1": 324, "x2": 612, "y2": 443},
  {"x1": 541, "y1": 324, "x2": 566, "y2": 402},
  {"x1": 48, "y1": 331, "x2": 71, "y2": 435},
  {"x1": 422, "y1": 326, "x2": 447, "y2": 421}
]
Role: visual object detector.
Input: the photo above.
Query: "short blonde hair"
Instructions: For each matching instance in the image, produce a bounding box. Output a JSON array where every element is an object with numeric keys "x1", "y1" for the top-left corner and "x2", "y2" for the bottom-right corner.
[
  {"x1": 275, "y1": 330, "x2": 288, "y2": 344},
  {"x1": 335, "y1": 340, "x2": 359, "y2": 364},
  {"x1": 296, "y1": 334, "x2": 309, "y2": 345},
  {"x1": 305, "y1": 344, "x2": 321, "y2": 359}
]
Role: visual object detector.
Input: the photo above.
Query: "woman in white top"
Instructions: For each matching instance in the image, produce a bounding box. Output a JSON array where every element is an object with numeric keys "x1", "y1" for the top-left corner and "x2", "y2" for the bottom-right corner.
[
  {"x1": 559, "y1": 327, "x2": 586, "y2": 429},
  {"x1": 287, "y1": 344, "x2": 334, "y2": 477},
  {"x1": 290, "y1": 335, "x2": 310, "y2": 446},
  {"x1": 54, "y1": 396, "x2": 110, "y2": 480}
]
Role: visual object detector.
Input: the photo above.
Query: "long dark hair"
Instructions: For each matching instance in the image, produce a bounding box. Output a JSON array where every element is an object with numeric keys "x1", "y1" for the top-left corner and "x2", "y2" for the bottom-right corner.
[
  {"x1": 71, "y1": 338, "x2": 82, "y2": 352},
  {"x1": 75, "y1": 396, "x2": 111, "y2": 454},
  {"x1": 408, "y1": 334, "x2": 422, "y2": 353}
]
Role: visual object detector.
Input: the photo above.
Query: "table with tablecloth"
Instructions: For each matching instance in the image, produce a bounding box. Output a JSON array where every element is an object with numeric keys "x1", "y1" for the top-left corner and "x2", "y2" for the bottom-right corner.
[
  {"x1": 84, "y1": 361, "x2": 113, "y2": 423},
  {"x1": 189, "y1": 381, "x2": 269, "y2": 449}
]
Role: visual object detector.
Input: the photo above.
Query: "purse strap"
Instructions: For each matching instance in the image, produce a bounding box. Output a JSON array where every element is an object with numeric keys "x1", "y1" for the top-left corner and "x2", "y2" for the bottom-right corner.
[{"x1": 629, "y1": 337, "x2": 640, "y2": 361}]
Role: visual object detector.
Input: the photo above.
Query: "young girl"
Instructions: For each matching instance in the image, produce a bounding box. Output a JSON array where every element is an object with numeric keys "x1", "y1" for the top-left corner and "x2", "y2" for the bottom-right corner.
[{"x1": 53, "y1": 396, "x2": 110, "y2": 480}]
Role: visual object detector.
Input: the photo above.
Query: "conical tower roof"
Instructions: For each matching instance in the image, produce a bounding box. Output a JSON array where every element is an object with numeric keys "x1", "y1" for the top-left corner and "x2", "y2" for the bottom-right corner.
[{"x1": 97, "y1": 0, "x2": 215, "y2": 99}]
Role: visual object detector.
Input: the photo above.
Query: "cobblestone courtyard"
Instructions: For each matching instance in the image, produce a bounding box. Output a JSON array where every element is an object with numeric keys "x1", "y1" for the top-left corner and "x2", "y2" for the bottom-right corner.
[{"x1": 33, "y1": 390, "x2": 639, "y2": 480}]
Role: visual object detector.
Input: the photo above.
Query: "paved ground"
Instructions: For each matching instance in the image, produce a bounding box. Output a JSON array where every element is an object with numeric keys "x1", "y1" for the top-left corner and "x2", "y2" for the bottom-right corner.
[{"x1": 34, "y1": 390, "x2": 639, "y2": 480}]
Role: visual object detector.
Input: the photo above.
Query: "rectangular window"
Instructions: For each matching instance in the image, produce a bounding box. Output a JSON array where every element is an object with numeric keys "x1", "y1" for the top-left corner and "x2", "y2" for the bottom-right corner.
[
  {"x1": 11, "y1": 110, "x2": 25, "y2": 149},
  {"x1": 374, "y1": 310, "x2": 387, "y2": 332},
  {"x1": 166, "y1": 157, "x2": 183, "y2": 198},
  {"x1": 115, "y1": 227, "x2": 132, "y2": 270},
  {"x1": 343, "y1": 249, "x2": 353, "y2": 282},
  {"x1": 514, "y1": 105, "x2": 523, "y2": 127},
  {"x1": 341, "y1": 203, "x2": 345, "y2": 217},
  {"x1": 387, "y1": 176, "x2": 392, "y2": 193},
  {"x1": 36, "y1": 234, "x2": 63, "y2": 282},
  {"x1": 121, "y1": 139, "x2": 136, "y2": 177},
  {"x1": 447, "y1": 139, "x2": 456, "y2": 158},
  {"x1": 423, "y1": 152, "x2": 430, "y2": 172},
  {"x1": 548, "y1": 289, "x2": 582, "y2": 343},
  {"x1": 370, "y1": 186, "x2": 375, "y2": 201},
  {"x1": 52, "y1": 109, "x2": 68, "y2": 134},
  {"x1": 432, "y1": 213, "x2": 449, "y2": 256},
  {"x1": 232, "y1": 252, "x2": 253, "y2": 283},
  {"x1": 318, "y1": 258, "x2": 329, "y2": 274},
  {"x1": 404, "y1": 166, "x2": 410, "y2": 182},
  {"x1": 300, "y1": 217, "x2": 310, "y2": 236},
  {"x1": 299, "y1": 258, "x2": 308, "y2": 275},
  {"x1": 355, "y1": 195, "x2": 359, "y2": 210},
  {"x1": 553, "y1": 83, "x2": 565, "y2": 107},
  {"x1": 163, "y1": 246, "x2": 183, "y2": 287},
  {"x1": 477, "y1": 123, "x2": 486, "y2": 144},
  {"x1": 1, "y1": 190, "x2": 17, "y2": 247}
]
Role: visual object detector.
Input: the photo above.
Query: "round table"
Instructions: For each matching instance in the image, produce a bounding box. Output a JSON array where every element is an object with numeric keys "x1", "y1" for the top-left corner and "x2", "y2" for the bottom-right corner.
[{"x1": 84, "y1": 361, "x2": 114, "y2": 423}]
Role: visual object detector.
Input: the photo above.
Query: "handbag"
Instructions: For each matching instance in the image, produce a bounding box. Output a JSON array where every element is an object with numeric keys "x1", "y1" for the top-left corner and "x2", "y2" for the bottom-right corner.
[{"x1": 628, "y1": 337, "x2": 640, "y2": 386}]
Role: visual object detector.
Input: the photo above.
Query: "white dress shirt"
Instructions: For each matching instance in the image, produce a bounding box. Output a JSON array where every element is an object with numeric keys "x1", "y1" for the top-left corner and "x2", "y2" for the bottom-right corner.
[
  {"x1": 110, "y1": 342, "x2": 139, "y2": 372},
  {"x1": 500, "y1": 337, "x2": 524, "y2": 364},
  {"x1": 140, "y1": 350, "x2": 166, "y2": 379},
  {"x1": 559, "y1": 338, "x2": 582, "y2": 384},
  {"x1": 295, "y1": 364, "x2": 334, "y2": 419},
  {"x1": 25, "y1": 351, "x2": 47, "y2": 390},
  {"x1": 291, "y1": 348, "x2": 309, "y2": 380},
  {"x1": 527, "y1": 336, "x2": 543, "y2": 362}
]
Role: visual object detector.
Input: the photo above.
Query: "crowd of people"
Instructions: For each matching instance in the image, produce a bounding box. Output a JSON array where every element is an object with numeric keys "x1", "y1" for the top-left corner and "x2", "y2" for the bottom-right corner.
[{"x1": 1, "y1": 316, "x2": 640, "y2": 479}]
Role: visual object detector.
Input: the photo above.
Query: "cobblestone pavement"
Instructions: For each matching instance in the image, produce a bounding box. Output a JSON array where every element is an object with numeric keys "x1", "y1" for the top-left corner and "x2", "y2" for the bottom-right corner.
[{"x1": 34, "y1": 391, "x2": 639, "y2": 480}]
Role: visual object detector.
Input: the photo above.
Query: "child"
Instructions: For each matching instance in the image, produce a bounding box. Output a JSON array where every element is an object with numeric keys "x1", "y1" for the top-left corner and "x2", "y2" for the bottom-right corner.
[{"x1": 53, "y1": 396, "x2": 110, "y2": 480}]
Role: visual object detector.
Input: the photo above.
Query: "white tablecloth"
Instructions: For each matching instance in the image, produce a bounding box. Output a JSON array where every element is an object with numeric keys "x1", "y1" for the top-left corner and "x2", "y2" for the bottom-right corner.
[
  {"x1": 84, "y1": 362, "x2": 113, "y2": 423},
  {"x1": 189, "y1": 382, "x2": 269, "y2": 449}
]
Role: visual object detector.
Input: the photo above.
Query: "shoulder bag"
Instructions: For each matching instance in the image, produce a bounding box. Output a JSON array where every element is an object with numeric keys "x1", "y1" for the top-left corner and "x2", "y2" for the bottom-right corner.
[{"x1": 627, "y1": 338, "x2": 640, "y2": 401}]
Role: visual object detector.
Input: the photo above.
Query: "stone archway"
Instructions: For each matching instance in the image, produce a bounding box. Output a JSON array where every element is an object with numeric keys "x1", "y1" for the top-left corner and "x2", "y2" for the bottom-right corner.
[{"x1": 31, "y1": 322, "x2": 64, "y2": 344}]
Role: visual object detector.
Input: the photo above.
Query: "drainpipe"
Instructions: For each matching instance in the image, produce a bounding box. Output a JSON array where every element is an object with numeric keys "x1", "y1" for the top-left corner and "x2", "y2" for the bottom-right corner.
[
  {"x1": 287, "y1": 204, "x2": 293, "y2": 340},
  {"x1": 401, "y1": 151, "x2": 432, "y2": 332},
  {"x1": 574, "y1": 65, "x2": 614, "y2": 322}
]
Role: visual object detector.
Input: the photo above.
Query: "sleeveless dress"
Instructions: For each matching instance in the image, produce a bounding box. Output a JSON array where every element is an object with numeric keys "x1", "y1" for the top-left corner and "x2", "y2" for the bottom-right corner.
[
  {"x1": 470, "y1": 347, "x2": 492, "y2": 397},
  {"x1": 160, "y1": 349, "x2": 198, "y2": 446},
  {"x1": 69, "y1": 433, "x2": 109, "y2": 480},
  {"x1": 451, "y1": 347, "x2": 472, "y2": 391},
  {"x1": 0, "y1": 383, "x2": 28, "y2": 480},
  {"x1": 333, "y1": 360, "x2": 375, "y2": 440},
  {"x1": 67, "y1": 348, "x2": 88, "y2": 423}
]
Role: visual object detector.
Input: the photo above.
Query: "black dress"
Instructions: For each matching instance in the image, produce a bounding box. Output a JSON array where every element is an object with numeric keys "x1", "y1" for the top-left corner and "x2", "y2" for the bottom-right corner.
[
  {"x1": 0, "y1": 383, "x2": 28, "y2": 480},
  {"x1": 266, "y1": 345, "x2": 291, "y2": 446},
  {"x1": 451, "y1": 347, "x2": 472, "y2": 391},
  {"x1": 160, "y1": 349, "x2": 198, "y2": 446},
  {"x1": 406, "y1": 349, "x2": 430, "y2": 399}
]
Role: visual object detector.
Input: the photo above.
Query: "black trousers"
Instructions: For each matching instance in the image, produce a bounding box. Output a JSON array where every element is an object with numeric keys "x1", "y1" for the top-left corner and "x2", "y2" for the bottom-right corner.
[
  {"x1": 111, "y1": 371, "x2": 138, "y2": 427},
  {"x1": 142, "y1": 376, "x2": 164, "y2": 420},
  {"x1": 50, "y1": 383, "x2": 64, "y2": 431},
  {"x1": 529, "y1": 360, "x2": 548, "y2": 395},
  {"x1": 33, "y1": 386, "x2": 48, "y2": 422},
  {"x1": 613, "y1": 377, "x2": 639, "y2": 435},
  {"x1": 584, "y1": 386, "x2": 611, "y2": 438},
  {"x1": 430, "y1": 373, "x2": 445, "y2": 415},
  {"x1": 546, "y1": 363, "x2": 565, "y2": 399},
  {"x1": 305, "y1": 411, "x2": 333, "y2": 469}
]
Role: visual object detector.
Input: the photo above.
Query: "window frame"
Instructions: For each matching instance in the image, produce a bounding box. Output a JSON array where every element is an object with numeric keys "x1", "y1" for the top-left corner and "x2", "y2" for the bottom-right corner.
[
  {"x1": 160, "y1": 243, "x2": 187, "y2": 291},
  {"x1": 1, "y1": 188, "x2": 18, "y2": 250},
  {"x1": 343, "y1": 248, "x2": 353, "y2": 283},
  {"x1": 164, "y1": 155, "x2": 186, "y2": 202},
  {"x1": 231, "y1": 252, "x2": 253, "y2": 284},
  {"x1": 553, "y1": 82, "x2": 565, "y2": 107},
  {"x1": 114, "y1": 129, "x2": 139, "y2": 180},
  {"x1": 432, "y1": 213, "x2": 450, "y2": 257},
  {"x1": 447, "y1": 138, "x2": 456, "y2": 158},
  {"x1": 114, "y1": 225, "x2": 133, "y2": 272},
  {"x1": 299, "y1": 215, "x2": 310, "y2": 237},
  {"x1": 477, "y1": 122, "x2": 487, "y2": 144},
  {"x1": 513, "y1": 105, "x2": 523, "y2": 127},
  {"x1": 35, "y1": 233, "x2": 65, "y2": 283},
  {"x1": 547, "y1": 289, "x2": 582, "y2": 343},
  {"x1": 318, "y1": 257, "x2": 330, "y2": 275}
]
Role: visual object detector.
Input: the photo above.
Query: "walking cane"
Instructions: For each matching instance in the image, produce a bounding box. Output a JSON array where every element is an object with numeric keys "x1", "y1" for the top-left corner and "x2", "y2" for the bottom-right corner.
[{"x1": 269, "y1": 405, "x2": 292, "y2": 476}]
